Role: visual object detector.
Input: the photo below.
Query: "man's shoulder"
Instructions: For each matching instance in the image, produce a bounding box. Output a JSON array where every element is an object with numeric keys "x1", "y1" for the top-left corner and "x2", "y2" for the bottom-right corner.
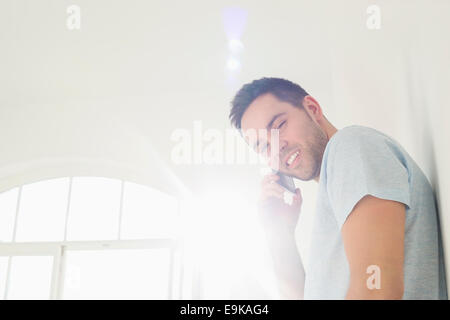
[
  {"x1": 327, "y1": 125, "x2": 390, "y2": 154},
  {"x1": 324, "y1": 125, "x2": 414, "y2": 182}
]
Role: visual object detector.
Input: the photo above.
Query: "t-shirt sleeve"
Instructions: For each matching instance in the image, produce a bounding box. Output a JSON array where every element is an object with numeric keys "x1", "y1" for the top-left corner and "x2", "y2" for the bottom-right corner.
[{"x1": 326, "y1": 130, "x2": 411, "y2": 230}]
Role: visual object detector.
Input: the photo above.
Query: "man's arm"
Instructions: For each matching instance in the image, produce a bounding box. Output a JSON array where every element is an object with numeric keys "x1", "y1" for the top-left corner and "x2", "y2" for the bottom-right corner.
[
  {"x1": 341, "y1": 195, "x2": 405, "y2": 299},
  {"x1": 265, "y1": 230, "x2": 305, "y2": 299}
]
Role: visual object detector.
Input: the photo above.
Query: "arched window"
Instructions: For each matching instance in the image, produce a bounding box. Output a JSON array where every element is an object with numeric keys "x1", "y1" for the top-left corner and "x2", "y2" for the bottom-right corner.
[{"x1": 0, "y1": 176, "x2": 183, "y2": 299}]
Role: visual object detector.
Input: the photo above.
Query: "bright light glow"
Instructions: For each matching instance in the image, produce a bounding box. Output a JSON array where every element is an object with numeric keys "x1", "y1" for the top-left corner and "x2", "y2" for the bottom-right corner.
[
  {"x1": 222, "y1": 7, "x2": 248, "y2": 40},
  {"x1": 182, "y1": 187, "x2": 280, "y2": 299},
  {"x1": 121, "y1": 182, "x2": 178, "y2": 239},
  {"x1": 226, "y1": 57, "x2": 241, "y2": 71},
  {"x1": 228, "y1": 39, "x2": 244, "y2": 53},
  {"x1": 0, "y1": 188, "x2": 18, "y2": 242},
  {"x1": 63, "y1": 249, "x2": 170, "y2": 299},
  {"x1": 8, "y1": 256, "x2": 53, "y2": 299},
  {"x1": 67, "y1": 177, "x2": 121, "y2": 240}
]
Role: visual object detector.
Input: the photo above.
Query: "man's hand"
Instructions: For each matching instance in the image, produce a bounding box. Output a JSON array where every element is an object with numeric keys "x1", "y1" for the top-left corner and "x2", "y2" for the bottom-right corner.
[
  {"x1": 342, "y1": 195, "x2": 405, "y2": 300},
  {"x1": 257, "y1": 173, "x2": 303, "y2": 236},
  {"x1": 257, "y1": 173, "x2": 305, "y2": 299}
]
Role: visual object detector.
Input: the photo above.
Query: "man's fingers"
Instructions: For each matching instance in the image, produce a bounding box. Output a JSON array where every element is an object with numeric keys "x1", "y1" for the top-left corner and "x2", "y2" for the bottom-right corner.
[
  {"x1": 262, "y1": 190, "x2": 282, "y2": 201},
  {"x1": 263, "y1": 182, "x2": 285, "y2": 196},
  {"x1": 261, "y1": 186, "x2": 284, "y2": 200},
  {"x1": 259, "y1": 175, "x2": 303, "y2": 205}
]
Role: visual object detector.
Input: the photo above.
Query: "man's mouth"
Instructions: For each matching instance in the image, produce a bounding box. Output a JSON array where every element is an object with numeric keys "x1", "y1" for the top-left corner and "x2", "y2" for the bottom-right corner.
[{"x1": 285, "y1": 149, "x2": 301, "y2": 169}]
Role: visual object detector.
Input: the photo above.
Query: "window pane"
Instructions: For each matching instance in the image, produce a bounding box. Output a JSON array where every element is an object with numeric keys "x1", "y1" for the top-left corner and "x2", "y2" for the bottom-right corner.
[
  {"x1": 0, "y1": 188, "x2": 18, "y2": 242},
  {"x1": 67, "y1": 177, "x2": 121, "y2": 241},
  {"x1": 15, "y1": 178, "x2": 69, "y2": 242},
  {"x1": 8, "y1": 256, "x2": 53, "y2": 299},
  {"x1": 121, "y1": 182, "x2": 178, "y2": 239},
  {"x1": 0, "y1": 257, "x2": 9, "y2": 299},
  {"x1": 63, "y1": 249, "x2": 170, "y2": 299}
]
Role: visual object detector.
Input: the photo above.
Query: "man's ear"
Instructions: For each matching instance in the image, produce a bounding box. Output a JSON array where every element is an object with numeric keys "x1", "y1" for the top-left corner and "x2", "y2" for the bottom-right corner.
[{"x1": 302, "y1": 96, "x2": 323, "y2": 123}]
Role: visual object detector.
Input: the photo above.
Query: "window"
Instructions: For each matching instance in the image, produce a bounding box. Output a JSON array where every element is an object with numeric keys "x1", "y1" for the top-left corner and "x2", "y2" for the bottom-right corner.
[
  {"x1": 8, "y1": 256, "x2": 54, "y2": 299},
  {"x1": 16, "y1": 178, "x2": 69, "y2": 242},
  {"x1": 0, "y1": 177, "x2": 184, "y2": 300},
  {"x1": 63, "y1": 249, "x2": 170, "y2": 299},
  {"x1": 67, "y1": 177, "x2": 121, "y2": 241},
  {"x1": 0, "y1": 257, "x2": 8, "y2": 297},
  {"x1": 0, "y1": 187, "x2": 17, "y2": 242},
  {"x1": 121, "y1": 182, "x2": 179, "y2": 239}
]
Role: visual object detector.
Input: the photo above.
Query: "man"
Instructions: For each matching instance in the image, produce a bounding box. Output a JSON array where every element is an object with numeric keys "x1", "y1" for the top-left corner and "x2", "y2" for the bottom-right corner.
[{"x1": 229, "y1": 77, "x2": 447, "y2": 299}]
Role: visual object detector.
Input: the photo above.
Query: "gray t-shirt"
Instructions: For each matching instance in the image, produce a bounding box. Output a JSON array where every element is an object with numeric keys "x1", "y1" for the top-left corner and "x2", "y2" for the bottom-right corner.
[{"x1": 299, "y1": 125, "x2": 447, "y2": 299}]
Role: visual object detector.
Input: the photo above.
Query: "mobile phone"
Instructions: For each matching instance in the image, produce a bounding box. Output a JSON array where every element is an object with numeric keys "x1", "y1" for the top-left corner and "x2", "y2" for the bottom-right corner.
[{"x1": 273, "y1": 170, "x2": 296, "y2": 194}]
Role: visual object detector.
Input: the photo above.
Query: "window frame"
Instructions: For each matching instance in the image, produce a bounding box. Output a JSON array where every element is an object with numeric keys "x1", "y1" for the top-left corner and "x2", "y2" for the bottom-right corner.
[{"x1": 0, "y1": 177, "x2": 188, "y2": 300}]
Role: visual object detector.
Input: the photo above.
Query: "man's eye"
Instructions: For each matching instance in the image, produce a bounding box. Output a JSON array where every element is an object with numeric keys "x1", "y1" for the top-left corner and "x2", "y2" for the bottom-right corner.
[{"x1": 278, "y1": 120, "x2": 286, "y2": 129}]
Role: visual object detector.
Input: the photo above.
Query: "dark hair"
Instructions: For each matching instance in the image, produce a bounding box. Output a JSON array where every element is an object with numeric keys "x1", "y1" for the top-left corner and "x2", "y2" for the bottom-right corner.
[{"x1": 229, "y1": 77, "x2": 309, "y2": 130}]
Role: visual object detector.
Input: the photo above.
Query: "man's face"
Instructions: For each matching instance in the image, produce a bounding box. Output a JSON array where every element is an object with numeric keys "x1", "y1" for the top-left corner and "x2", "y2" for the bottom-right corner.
[{"x1": 240, "y1": 93, "x2": 328, "y2": 181}]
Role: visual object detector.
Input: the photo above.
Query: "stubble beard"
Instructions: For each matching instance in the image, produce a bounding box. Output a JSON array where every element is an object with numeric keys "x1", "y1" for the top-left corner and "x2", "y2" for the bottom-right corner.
[{"x1": 293, "y1": 125, "x2": 329, "y2": 181}]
